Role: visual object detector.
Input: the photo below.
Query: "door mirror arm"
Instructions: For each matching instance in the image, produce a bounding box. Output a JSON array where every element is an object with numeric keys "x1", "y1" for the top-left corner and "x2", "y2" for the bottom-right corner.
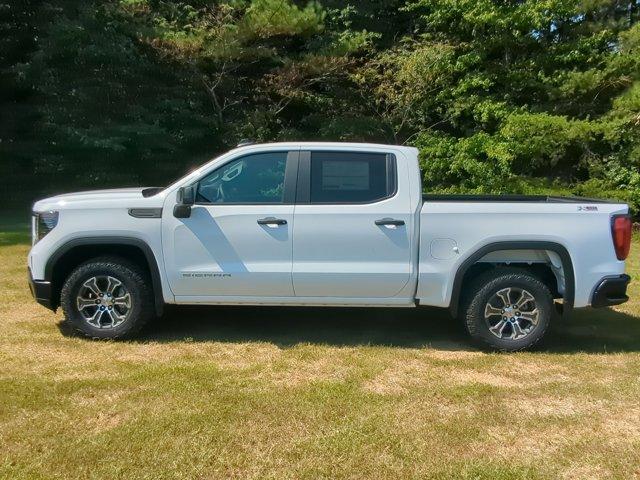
[{"x1": 174, "y1": 185, "x2": 195, "y2": 218}]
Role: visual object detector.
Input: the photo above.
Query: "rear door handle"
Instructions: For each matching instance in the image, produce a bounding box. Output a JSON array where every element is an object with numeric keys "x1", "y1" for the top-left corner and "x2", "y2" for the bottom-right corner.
[
  {"x1": 257, "y1": 217, "x2": 287, "y2": 226},
  {"x1": 375, "y1": 218, "x2": 405, "y2": 226}
]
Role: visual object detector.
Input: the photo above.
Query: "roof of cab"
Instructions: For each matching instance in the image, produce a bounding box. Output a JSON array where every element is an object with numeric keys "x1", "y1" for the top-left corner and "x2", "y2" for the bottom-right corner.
[{"x1": 230, "y1": 141, "x2": 418, "y2": 154}]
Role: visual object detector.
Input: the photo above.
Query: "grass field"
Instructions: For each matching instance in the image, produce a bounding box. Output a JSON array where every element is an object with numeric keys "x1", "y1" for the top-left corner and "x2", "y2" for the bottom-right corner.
[{"x1": 1, "y1": 217, "x2": 639, "y2": 479}]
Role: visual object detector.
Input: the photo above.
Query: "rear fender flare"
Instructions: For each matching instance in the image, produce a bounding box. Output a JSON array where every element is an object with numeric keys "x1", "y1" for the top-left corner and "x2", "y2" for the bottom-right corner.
[{"x1": 449, "y1": 241, "x2": 575, "y2": 319}]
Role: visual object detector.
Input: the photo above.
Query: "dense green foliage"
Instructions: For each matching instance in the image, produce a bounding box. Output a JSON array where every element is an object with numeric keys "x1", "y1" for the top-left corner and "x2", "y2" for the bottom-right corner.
[{"x1": 2, "y1": 1, "x2": 639, "y2": 213}]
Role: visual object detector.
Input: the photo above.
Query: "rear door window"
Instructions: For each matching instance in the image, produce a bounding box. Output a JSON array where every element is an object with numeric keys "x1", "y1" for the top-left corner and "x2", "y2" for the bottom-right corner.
[{"x1": 309, "y1": 152, "x2": 396, "y2": 203}]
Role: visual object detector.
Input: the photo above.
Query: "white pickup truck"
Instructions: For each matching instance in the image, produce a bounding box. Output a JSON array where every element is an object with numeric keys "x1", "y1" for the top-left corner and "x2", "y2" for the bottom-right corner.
[{"x1": 28, "y1": 142, "x2": 632, "y2": 350}]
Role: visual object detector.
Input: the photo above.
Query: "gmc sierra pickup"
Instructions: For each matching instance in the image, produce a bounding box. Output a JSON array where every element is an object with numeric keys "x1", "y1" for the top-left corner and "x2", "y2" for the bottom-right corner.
[{"x1": 28, "y1": 142, "x2": 632, "y2": 350}]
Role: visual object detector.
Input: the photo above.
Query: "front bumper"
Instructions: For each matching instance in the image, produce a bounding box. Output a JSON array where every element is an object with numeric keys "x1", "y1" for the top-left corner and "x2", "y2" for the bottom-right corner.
[
  {"x1": 591, "y1": 274, "x2": 631, "y2": 308},
  {"x1": 28, "y1": 267, "x2": 56, "y2": 311}
]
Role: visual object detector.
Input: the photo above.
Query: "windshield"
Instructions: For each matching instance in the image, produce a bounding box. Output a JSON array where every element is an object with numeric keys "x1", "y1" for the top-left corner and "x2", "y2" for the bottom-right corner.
[{"x1": 140, "y1": 154, "x2": 225, "y2": 197}]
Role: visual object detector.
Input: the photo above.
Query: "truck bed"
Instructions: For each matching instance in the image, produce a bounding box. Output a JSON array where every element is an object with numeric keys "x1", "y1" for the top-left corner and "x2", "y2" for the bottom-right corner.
[{"x1": 417, "y1": 195, "x2": 628, "y2": 310}]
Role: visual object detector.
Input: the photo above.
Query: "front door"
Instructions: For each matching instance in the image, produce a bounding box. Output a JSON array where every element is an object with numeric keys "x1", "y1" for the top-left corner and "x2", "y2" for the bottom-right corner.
[{"x1": 162, "y1": 150, "x2": 298, "y2": 299}]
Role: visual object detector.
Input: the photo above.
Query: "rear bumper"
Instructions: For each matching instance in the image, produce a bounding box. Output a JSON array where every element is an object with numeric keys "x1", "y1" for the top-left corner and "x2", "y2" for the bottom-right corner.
[
  {"x1": 591, "y1": 274, "x2": 631, "y2": 308},
  {"x1": 28, "y1": 267, "x2": 56, "y2": 311}
]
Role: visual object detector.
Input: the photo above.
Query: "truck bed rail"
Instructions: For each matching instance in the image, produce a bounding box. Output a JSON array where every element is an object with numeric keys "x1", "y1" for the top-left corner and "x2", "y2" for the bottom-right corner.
[{"x1": 422, "y1": 194, "x2": 621, "y2": 203}]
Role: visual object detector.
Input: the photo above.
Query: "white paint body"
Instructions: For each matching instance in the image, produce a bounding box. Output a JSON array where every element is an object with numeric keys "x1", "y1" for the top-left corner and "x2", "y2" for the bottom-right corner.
[{"x1": 29, "y1": 142, "x2": 629, "y2": 310}]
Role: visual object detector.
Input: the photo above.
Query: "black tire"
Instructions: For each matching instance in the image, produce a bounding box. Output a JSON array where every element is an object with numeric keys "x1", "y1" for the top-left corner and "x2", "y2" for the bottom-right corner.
[
  {"x1": 460, "y1": 267, "x2": 554, "y2": 351},
  {"x1": 60, "y1": 256, "x2": 154, "y2": 339}
]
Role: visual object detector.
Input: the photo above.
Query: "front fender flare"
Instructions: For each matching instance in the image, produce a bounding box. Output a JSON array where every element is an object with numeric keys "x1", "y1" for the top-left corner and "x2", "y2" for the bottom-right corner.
[{"x1": 45, "y1": 236, "x2": 164, "y2": 316}]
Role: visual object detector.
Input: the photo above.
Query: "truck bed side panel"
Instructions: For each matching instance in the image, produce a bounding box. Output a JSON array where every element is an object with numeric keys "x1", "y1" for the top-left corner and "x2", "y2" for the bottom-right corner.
[{"x1": 417, "y1": 201, "x2": 629, "y2": 308}]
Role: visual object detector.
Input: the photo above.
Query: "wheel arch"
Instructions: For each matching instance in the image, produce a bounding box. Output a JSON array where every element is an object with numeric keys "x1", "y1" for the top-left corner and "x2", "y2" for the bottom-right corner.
[
  {"x1": 449, "y1": 241, "x2": 575, "y2": 319},
  {"x1": 44, "y1": 237, "x2": 164, "y2": 316}
]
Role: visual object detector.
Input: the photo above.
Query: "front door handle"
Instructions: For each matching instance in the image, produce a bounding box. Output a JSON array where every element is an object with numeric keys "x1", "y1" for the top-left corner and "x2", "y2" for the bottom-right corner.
[
  {"x1": 375, "y1": 218, "x2": 405, "y2": 226},
  {"x1": 257, "y1": 217, "x2": 287, "y2": 226}
]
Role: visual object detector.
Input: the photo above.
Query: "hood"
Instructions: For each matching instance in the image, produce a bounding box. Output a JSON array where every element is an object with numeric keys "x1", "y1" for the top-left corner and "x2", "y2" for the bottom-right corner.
[{"x1": 32, "y1": 187, "x2": 152, "y2": 211}]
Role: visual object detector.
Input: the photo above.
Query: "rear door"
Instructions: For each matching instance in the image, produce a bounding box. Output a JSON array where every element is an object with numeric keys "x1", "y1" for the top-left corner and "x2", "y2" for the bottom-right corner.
[{"x1": 292, "y1": 149, "x2": 412, "y2": 298}]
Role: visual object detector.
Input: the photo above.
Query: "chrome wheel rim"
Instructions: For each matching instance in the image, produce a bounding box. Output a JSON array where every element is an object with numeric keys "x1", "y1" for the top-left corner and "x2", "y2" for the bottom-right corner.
[
  {"x1": 76, "y1": 276, "x2": 132, "y2": 329},
  {"x1": 484, "y1": 287, "x2": 539, "y2": 340}
]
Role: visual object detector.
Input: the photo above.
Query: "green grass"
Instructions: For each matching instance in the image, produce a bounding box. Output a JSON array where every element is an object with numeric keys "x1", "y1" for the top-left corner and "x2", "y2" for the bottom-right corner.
[{"x1": 1, "y1": 223, "x2": 640, "y2": 479}]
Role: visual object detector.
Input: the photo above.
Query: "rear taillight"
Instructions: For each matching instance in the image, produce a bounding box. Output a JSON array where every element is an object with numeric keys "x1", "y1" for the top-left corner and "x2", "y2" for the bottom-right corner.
[{"x1": 611, "y1": 214, "x2": 632, "y2": 261}]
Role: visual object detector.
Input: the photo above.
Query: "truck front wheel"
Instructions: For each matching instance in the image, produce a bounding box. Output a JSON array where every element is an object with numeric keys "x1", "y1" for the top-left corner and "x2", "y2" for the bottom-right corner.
[
  {"x1": 60, "y1": 256, "x2": 154, "y2": 339},
  {"x1": 460, "y1": 267, "x2": 554, "y2": 351}
]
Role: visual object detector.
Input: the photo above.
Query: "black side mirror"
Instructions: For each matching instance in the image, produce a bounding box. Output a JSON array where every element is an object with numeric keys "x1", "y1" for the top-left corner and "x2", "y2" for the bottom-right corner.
[{"x1": 174, "y1": 185, "x2": 195, "y2": 218}]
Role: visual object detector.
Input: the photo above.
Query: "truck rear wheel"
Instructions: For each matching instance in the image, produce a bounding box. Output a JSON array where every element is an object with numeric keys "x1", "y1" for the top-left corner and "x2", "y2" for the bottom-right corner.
[
  {"x1": 460, "y1": 267, "x2": 554, "y2": 351},
  {"x1": 60, "y1": 256, "x2": 154, "y2": 339}
]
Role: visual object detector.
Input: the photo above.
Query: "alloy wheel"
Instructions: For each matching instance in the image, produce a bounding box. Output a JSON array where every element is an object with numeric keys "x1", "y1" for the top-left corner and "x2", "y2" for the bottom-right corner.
[
  {"x1": 483, "y1": 287, "x2": 539, "y2": 340},
  {"x1": 76, "y1": 276, "x2": 132, "y2": 329}
]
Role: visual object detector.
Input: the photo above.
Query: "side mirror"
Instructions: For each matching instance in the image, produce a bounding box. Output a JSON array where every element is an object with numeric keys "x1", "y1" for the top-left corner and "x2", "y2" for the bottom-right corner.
[{"x1": 174, "y1": 185, "x2": 195, "y2": 218}]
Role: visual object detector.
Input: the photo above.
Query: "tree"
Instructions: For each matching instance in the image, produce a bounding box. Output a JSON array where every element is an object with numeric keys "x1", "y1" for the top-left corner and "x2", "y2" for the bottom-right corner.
[{"x1": 2, "y1": 0, "x2": 640, "y2": 214}]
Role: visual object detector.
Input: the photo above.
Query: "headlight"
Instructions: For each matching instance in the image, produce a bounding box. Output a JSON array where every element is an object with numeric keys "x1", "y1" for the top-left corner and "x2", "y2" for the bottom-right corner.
[{"x1": 32, "y1": 211, "x2": 59, "y2": 244}]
